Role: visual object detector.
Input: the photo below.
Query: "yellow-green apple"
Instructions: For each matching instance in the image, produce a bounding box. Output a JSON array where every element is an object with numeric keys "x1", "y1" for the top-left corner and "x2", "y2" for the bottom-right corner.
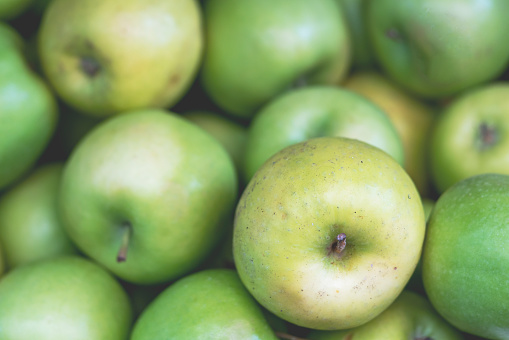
[
  {"x1": 201, "y1": 0, "x2": 351, "y2": 119},
  {"x1": 234, "y1": 137, "x2": 425, "y2": 330},
  {"x1": 430, "y1": 82, "x2": 509, "y2": 193},
  {"x1": 58, "y1": 109, "x2": 238, "y2": 284},
  {"x1": 131, "y1": 269, "x2": 279, "y2": 339},
  {"x1": 336, "y1": 0, "x2": 373, "y2": 69},
  {"x1": 181, "y1": 110, "x2": 248, "y2": 173},
  {"x1": 243, "y1": 86, "x2": 404, "y2": 182},
  {"x1": 38, "y1": 0, "x2": 203, "y2": 117},
  {"x1": 0, "y1": 163, "x2": 77, "y2": 270},
  {"x1": 423, "y1": 173, "x2": 509, "y2": 339},
  {"x1": 0, "y1": 256, "x2": 132, "y2": 340},
  {"x1": 366, "y1": 0, "x2": 509, "y2": 99},
  {"x1": 0, "y1": 22, "x2": 57, "y2": 190},
  {"x1": 343, "y1": 71, "x2": 436, "y2": 197},
  {"x1": 308, "y1": 290, "x2": 464, "y2": 339}
]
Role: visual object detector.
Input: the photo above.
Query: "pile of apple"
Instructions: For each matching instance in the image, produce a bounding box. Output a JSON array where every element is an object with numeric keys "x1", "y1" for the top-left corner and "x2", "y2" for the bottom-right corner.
[{"x1": 1, "y1": 0, "x2": 508, "y2": 339}]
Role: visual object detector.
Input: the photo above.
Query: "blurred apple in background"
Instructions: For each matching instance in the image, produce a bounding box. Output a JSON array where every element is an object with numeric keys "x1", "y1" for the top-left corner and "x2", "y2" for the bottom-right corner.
[
  {"x1": 243, "y1": 86, "x2": 404, "y2": 182},
  {"x1": 0, "y1": 163, "x2": 77, "y2": 270},
  {"x1": 0, "y1": 256, "x2": 132, "y2": 340},
  {"x1": 423, "y1": 173, "x2": 509, "y2": 339},
  {"x1": 343, "y1": 71, "x2": 436, "y2": 197},
  {"x1": 131, "y1": 269, "x2": 279, "y2": 339},
  {"x1": 0, "y1": 22, "x2": 57, "y2": 190},
  {"x1": 234, "y1": 137, "x2": 425, "y2": 330},
  {"x1": 366, "y1": 0, "x2": 509, "y2": 99},
  {"x1": 201, "y1": 0, "x2": 351, "y2": 119},
  {"x1": 58, "y1": 109, "x2": 238, "y2": 284},
  {"x1": 308, "y1": 290, "x2": 464, "y2": 340},
  {"x1": 430, "y1": 82, "x2": 509, "y2": 193},
  {"x1": 38, "y1": 0, "x2": 203, "y2": 117}
]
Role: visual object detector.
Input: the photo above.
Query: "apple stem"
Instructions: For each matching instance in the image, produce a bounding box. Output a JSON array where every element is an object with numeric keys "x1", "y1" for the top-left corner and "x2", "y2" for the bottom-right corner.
[
  {"x1": 275, "y1": 331, "x2": 310, "y2": 340},
  {"x1": 116, "y1": 223, "x2": 132, "y2": 263},
  {"x1": 479, "y1": 123, "x2": 498, "y2": 150},
  {"x1": 80, "y1": 56, "x2": 101, "y2": 77},
  {"x1": 328, "y1": 233, "x2": 347, "y2": 256}
]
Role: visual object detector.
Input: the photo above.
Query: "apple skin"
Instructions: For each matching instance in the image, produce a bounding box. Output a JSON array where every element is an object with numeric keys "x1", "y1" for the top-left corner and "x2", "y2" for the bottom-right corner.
[
  {"x1": 38, "y1": 0, "x2": 203, "y2": 117},
  {"x1": 131, "y1": 269, "x2": 278, "y2": 339},
  {"x1": 0, "y1": 163, "x2": 77, "y2": 270},
  {"x1": 422, "y1": 173, "x2": 509, "y2": 339},
  {"x1": 343, "y1": 71, "x2": 436, "y2": 197},
  {"x1": 430, "y1": 82, "x2": 509, "y2": 193},
  {"x1": 201, "y1": 0, "x2": 351, "y2": 119},
  {"x1": 58, "y1": 109, "x2": 238, "y2": 284},
  {"x1": 366, "y1": 0, "x2": 509, "y2": 99},
  {"x1": 234, "y1": 137, "x2": 425, "y2": 330},
  {"x1": 243, "y1": 86, "x2": 404, "y2": 182},
  {"x1": 308, "y1": 290, "x2": 464, "y2": 339},
  {"x1": 0, "y1": 22, "x2": 58, "y2": 190},
  {"x1": 0, "y1": 256, "x2": 132, "y2": 340}
]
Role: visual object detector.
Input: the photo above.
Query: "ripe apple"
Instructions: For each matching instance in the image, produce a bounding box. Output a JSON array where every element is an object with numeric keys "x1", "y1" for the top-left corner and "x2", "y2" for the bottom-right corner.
[
  {"x1": 308, "y1": 290, "x2": 464, "y2": 339},
  {"x1": 243, "y1": 86, "x2": 404, "y2": 182},
  {"x1": 0, "y1": 22, "x2": 57, "y2": 190},
  {"x1": 0, "y1": 163, "x2": 77, "y2": 270},
  {"x1": 343, "y1": 71, "x2": 436, "y2": 197},
  {"x1": 234, "y1": 137, "x2": 425, "y2": 330},
  {"x1": 131, "y1": 269, "x2": 279, "y2": 339},
  {"x1": 58, "y1": 109, "x2": 238, "y2": 284},
  {"x1": 423, "y1": 173, "x2": 509, "y2": 339},
  {"x1": 181, "y1": 110, "x2": 248, "y2": 174},
  {"x1": 201, "y1": 0, "x2": 351, "y2": 118},
  {"x1": 38, "y1": 0, "x2": 203, "y2": 117},
  {"x1": 366, "y1": 0, "x2": 509, "y2": 99},
  {"x1": 0, "y1": 256, "x2": 132, "y2": 340},
  {"x1": 430, "y1": 82, "x2": 509, "y2": 193}
]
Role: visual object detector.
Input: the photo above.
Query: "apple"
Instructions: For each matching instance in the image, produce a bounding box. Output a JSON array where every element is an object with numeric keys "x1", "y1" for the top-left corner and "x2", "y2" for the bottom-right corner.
[
  {"x1": 131, "y1": 268, "x2": 279, "y2": 339},
  {"x1": 342, "y1": 70, "x2": 436, "y2": 197},
  {"x1": 200, "y1": 0, "x2": 351, "y2": 119},
  {"x1": 38, "y1": 0, "x2": 203, "y2": 117},
  {"x1": 336, "y1": 0, "x2": 373, "y2": 69},
  {"x1": 430, "y1": 82, "x2": 509, "y2": 193},
  {"x1": 243, "y1": 86, "x2": 404, "y2": 182},
  {"x1": 0, "y1": 22, "x2": 58, "y2": 190},
  {"x1": 181, "y1": 110, "x2": 248, "y2": 174},
  {"x1": 0, "y1": 163, "x2": 77, "y2": 270},
  {"x1": 58, "y1": 109, "x2": 238, "y2": 284},
  {"x1": 422, "y1": 173, "x2": 509, "y2": 339},
  {"x1": 0, "y1": 256, "x2": 132, "y2": 340},
  {"x1": 308, "y1": 290, "x2": 464, "y2": 339},
  {"x1": 234, "y1": 137, "x2": 425, "y2": 330},
  {"x1": 366, "y1": 0, "x2": 509, "y2": 99}
]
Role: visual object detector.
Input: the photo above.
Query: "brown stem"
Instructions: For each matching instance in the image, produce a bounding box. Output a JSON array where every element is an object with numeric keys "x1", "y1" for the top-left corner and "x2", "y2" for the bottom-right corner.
[
  {"x1": 478, "y1": 123, "x2": 498, "y2": 150},
  {"x1": 329, "y1": 233, "x2": 347, "y2": 256},
  {"x1": 116, "y1": 223, "x2": 131, "y2": 263}
]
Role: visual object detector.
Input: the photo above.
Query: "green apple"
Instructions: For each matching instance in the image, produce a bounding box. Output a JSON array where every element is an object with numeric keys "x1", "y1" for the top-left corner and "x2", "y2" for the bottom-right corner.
[
  {"x1": 0, "y1": 0, "x2": 34, "y2": 20},
  {"x1": 366, "y1": 0, "x2": 509, "y2": 99},
  {"x1": 0, "y1": 22, "x2": 58, "y2": 190},
  {"x1": 38, "y1": 0, "x2": 203, "y2": 117},
  {"x1": 336, "y1": 0, "x2": 373, "y2": 69},
  {"x1": 430, "y1": 82, "x2": 509, "y2": 193},
  {"x1": 0, "y1": 256, "x2": 132, "y2": 340},
  {"x1": 243, "y1": 86, "x2": 404, "y2": 182},
  {"x1": 308, "y1": 290, "x2": 464, "y2": 339},
  {"x1": 423, "y1": 173, "x2": 509, "y2": 339},
  {"x1": 201, "y1": 0, "x2": 351, "y2": 119},
  {"x1": 343, "y1": 71, "x2": 436, "y2": 197},
  {"x1": 234, "y1": 137, "x2": 425, "y2": 330},
  {"x1": 58, "y1": 109, "x2": 238, "y2": 284},
  {"x1": 181, "y1": 110, "x2": 248, "y2": 173},
  {"x1": 0, "y1": 163, "x2": 77, "y2": 270},
  {"x1": 131, "y1": 268, "x2": 279, "y2": 339}
]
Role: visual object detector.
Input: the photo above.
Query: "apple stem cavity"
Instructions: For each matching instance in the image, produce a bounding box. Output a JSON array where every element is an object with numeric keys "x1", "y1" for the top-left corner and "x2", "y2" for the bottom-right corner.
[
  {"x1": 328, "y1": 233, "x2": 347, "y2": 257},
  {"x1": 116, "y1": 222, "x2": 132, "y2": 263},
  {"x1": 80, "y1": 56, "x2": 101, "y2": 77},
  {"x1": 478, "y1": 122, "x2": 498, "y2": 150}
]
